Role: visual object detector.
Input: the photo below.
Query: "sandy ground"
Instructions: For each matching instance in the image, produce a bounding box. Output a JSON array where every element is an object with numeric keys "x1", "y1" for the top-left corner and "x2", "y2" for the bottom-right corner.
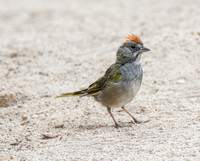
[{"x1": 0, "y1": 0, "x2": 200, "y2": 160}]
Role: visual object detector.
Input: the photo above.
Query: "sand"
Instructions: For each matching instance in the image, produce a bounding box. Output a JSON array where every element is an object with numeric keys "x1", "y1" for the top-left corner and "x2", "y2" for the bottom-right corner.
[{"x1": 0, "y1": 0, "x2": 200, "y2": 160}]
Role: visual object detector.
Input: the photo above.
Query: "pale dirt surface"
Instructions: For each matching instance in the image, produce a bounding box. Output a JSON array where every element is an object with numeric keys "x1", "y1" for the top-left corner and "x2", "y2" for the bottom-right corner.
[{"x1": 0, "y1": 0, "x2": 200, "y2": 160}]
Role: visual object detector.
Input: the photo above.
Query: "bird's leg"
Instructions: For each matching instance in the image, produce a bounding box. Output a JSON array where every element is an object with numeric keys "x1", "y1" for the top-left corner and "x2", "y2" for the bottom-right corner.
[
  {"x1": 107, "y1": 107, "x2": 119, "y2": 128},
  {"x1": 121, "y1": 106, "x2": 140, "y2": 124}
]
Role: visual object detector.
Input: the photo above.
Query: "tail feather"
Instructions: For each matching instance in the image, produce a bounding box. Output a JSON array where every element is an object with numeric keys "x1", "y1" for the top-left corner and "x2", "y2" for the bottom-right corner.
[
  {"x1": 55, "y1": 89, "x2": 88, "y2": 98},
  {"x1": 56, "y1": 85, "x2": 101, "y2": 98}
]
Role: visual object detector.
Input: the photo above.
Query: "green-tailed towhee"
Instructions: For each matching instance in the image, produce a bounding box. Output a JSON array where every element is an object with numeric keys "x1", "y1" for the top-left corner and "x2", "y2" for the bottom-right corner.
[{"x1": 56, "y1": 34, "x2": 150, "y2": 128}]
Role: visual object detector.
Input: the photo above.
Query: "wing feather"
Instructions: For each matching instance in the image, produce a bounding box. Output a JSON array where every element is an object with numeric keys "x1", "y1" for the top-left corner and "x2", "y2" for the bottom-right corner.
[{"x1": 86, "y1": 63, "x2": 121, "y2": 96}]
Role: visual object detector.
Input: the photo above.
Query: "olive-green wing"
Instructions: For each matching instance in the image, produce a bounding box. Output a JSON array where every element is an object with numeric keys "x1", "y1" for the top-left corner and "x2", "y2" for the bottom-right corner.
[
  {"x1": 86, "y1": 63, "x2": 121, "y2": 96},
  {"x1": 56, "y1": 63, "x2": 121, "y2": 98}
]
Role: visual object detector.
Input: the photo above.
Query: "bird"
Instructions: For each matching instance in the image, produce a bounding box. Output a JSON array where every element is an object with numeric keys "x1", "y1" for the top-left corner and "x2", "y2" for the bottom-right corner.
[{"x1": 56, "y1": 34, "x2": 150, "y2": 128}]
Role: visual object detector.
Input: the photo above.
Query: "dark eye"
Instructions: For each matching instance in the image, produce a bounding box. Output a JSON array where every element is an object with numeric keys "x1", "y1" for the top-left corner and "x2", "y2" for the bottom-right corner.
[{"x1": 131, "y1": 46, "x2": 136, "y2": 50}]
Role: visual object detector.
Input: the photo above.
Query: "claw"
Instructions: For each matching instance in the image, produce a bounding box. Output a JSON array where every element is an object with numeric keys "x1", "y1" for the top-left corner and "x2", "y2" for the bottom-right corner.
[
  {"x1": 133, "y1": 119, "x2": 141, "y2": 124},
  {"x1": 114, "y1": 123, "x2": 119, "y2": 128}
]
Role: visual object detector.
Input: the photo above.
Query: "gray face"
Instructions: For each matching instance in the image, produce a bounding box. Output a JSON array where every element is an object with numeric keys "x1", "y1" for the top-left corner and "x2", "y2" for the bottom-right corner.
[{"x1": 116, "y1": 42, "x2": 150, "y2": 62}]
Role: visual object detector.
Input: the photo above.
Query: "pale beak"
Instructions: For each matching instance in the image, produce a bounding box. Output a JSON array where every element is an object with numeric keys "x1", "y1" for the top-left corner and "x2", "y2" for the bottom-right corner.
[{"x1": 140, "y1": 46, "x2": 150, "y2": 52}]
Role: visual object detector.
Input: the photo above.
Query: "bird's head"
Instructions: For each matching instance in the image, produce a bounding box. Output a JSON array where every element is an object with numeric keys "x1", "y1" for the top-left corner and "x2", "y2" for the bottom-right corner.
[{"x1": 116, "y1": 34, "x2": 150, "y2": 63}]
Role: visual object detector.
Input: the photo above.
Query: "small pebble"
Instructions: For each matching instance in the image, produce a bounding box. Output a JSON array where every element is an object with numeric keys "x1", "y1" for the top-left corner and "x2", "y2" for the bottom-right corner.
[
  {"x1": 31, "y1": 114, "x2": 38, "y2": 119},
  {"x1": 55, "y1": 124, "x2": 64, "y2": 128},
  {"x1": 177, "y1": 79, "x2": 185, "y2": 84},
  {"x1": 21, "y1": 116, "x2": 28, "y2": 121}
]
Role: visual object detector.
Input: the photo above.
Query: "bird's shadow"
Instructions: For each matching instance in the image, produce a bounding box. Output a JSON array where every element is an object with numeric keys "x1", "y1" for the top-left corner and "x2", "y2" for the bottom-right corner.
[{"x1": 77, "y1": 121, "x2": 140, "y2": 130}]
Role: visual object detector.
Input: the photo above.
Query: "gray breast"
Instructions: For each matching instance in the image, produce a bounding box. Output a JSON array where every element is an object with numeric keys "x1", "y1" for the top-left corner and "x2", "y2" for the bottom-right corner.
[
  {"x1": 120, "y1": 62, "x2": 143, "y2": 82},
  {"x1": 95, "y1": 62, "x2": 143, "y2": 108}
]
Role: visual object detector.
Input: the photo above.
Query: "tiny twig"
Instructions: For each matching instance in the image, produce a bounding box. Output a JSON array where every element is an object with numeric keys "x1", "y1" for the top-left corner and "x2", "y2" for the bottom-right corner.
[
  {"x1": 55, "y1": 124, "x2": 64, "y2": 128},
  {"x1": 10, "y1": 140, "x2": 22, "y2": 146},
  {"x1": 41, "y1": 134, "x2": 58, "y2": 139}
]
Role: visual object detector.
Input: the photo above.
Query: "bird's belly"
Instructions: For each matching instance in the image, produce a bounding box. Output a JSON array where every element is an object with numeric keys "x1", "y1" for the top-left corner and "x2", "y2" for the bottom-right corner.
[{"x1": 95, "y1": 80, "x2": 141, "y2": 108}]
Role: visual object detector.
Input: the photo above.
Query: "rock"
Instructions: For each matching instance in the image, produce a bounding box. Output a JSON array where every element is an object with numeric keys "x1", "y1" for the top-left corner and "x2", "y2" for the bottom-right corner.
[{"x1": 177, "y1": 79, "x2": 185, "y2": 84}]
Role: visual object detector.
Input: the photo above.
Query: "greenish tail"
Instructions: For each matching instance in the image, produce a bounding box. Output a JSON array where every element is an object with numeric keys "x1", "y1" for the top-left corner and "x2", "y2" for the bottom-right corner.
[{"x1": 55, "y1": 90, "x2": 88, "y2": 98}]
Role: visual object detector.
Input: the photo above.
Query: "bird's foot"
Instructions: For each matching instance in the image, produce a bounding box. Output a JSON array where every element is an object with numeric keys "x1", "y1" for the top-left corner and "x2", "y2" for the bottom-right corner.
[
  {"x1": 114, "y1": 123, "x2": 121, "y2": 128},
  {"x1": 133, "y1": 118, "x2": 141, "y2": 124}
]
